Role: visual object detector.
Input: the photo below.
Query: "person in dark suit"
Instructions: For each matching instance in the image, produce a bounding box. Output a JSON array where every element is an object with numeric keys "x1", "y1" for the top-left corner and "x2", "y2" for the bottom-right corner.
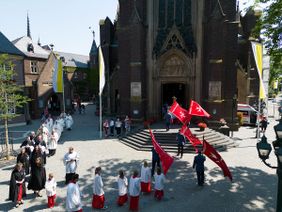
[
  {"x1": 151, "y1": 147, "x2": 161, "y2": 177},
  {"x1": 193, "y1": 150, "x2": 206, "y2": 186},
  {"x1": 176, "y1": 130, "x2": 185, "y2": 158}
]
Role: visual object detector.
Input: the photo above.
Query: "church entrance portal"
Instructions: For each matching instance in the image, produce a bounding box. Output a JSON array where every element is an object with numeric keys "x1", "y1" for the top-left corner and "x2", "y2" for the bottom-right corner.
[
  {"x1": 47, "y1": 94, "x2": 61, "y2": 115},
  {"x1": 162, "y1": 83, "x2": 186, "y2": 110}
]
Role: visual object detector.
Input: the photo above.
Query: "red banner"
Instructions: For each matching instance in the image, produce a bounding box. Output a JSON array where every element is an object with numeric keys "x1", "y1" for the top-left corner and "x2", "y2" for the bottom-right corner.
[
  {"x1": 149, "y1": 129, "x2": 174, "y2": 175},
  {"x1": 188, "y1": 100, "x2": 211, "y2": 118},
  {"x1": 169, "y1": 101, "x2": 191, "y2": 124},
  {"x1": 180, "y1": 126, "x2": 202, "y2": 151},
  {"x1": 203, "y1": 140, "x2": 232, "y2": 181}
]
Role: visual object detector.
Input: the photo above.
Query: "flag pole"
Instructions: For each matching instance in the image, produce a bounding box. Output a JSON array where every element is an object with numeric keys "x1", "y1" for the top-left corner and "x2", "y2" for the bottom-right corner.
[
  {"x1": 257, "y1": 99, "x2": 261, "y2": 141},
  {"x1": 62, "y1": 75, "x2": 66, "y2": 113},
  {"x1": 99, "y1": 94, "x2": 102, "y2": 139}
]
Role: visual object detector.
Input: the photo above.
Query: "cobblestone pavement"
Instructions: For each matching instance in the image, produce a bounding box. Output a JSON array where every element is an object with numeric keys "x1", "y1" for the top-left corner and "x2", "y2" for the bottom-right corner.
[{"x1": 0, "y1": 104, "x2": 279, "y2": 212}]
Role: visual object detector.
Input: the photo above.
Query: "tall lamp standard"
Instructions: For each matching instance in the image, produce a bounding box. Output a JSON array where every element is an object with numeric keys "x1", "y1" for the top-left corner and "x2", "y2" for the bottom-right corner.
[{"x1": 257, "y1": 118, "x2": 282, "y2": 212}]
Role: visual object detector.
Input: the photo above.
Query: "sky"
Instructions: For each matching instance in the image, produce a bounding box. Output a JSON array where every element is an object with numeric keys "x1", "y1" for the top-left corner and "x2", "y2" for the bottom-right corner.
[
  {"x1": 0, "y1": 0, "x2": 255, "y2": 56},
  {"x1": 0, "y1": 0, "x2": 118, "y2": 55}
]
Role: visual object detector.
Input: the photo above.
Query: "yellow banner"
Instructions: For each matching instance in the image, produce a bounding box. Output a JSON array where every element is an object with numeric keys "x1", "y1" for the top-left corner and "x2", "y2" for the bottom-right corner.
[{"x1": 251, "y1": 42, "x2": 266, "y2": 99}]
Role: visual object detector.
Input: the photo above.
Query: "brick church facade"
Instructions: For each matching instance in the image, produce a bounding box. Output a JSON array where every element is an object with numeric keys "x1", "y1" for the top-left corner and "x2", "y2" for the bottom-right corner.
[{"x1": 99, "y1": 0, "x2": 239, "y2": 124}]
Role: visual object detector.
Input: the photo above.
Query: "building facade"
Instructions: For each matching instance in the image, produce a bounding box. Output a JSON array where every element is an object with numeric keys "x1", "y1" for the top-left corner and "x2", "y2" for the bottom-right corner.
[
  {"x1": 0, "y1": 31, "x2": 27, "y2": 126},
  {"x1": 98, "y1": 0, "x2": 239, "y2": 124}
]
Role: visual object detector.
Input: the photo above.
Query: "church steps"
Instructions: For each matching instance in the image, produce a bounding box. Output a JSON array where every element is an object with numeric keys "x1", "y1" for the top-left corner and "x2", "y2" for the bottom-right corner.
[{"x1": 119, "y1": 127, "x2": 238, "y2": 153}]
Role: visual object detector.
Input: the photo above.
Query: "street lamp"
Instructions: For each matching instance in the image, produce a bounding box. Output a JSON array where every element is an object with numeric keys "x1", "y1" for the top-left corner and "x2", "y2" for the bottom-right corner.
[{"x1": 257, "y1": 119, "x2": 282, "y2": 212}]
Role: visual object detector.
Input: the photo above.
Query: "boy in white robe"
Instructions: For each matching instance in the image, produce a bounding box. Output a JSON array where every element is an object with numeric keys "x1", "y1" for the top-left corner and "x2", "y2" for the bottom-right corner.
[
  {"x1": 45, "y1": 173, "x2": 57, "y2": 208},
  {"x1": 48, "y1": 130, "x2": 58, "y2": 156},
  {"x1": 140, "y1": 161, "x2": 151, "y2": 193},
  {"x1": 129, "y1": 170, "x2": 141, "y2": 211},
  {"x1": 42, "y1": 124, "x2": 49, "y2": 146},
  {"x1": 92, "y1": 167, "x2": 107, "y2": 209},
  {"x1": 65, "y1": 114, "x2": 74, "y2": 130},
  {"x1": 117, "y1": 170, "x2": 128, "y2": 206},
  {"x1": 64, "y1": 147, "x2": 79, "y2": 184},
  {"x1": 46, "y1": 115, "x2": 53, "y2": 133},
  {"x1": 154, "y1": 167, "x2": 166, "y2": 200},
  {"x1": 66, "y1": 174, "x2": 82, "y2": 212}
]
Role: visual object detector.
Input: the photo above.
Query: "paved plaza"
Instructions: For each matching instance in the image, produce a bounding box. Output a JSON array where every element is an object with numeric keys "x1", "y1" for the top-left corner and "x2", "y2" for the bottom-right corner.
[{"x1": 0, "y1": 104, "x2": 279, "y2": 212}]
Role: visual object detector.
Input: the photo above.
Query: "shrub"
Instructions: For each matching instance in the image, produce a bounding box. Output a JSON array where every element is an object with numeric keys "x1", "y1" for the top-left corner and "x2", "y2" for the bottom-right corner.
[{"x1": 198, "y1": 122, "x2": 207, "y2": 128}]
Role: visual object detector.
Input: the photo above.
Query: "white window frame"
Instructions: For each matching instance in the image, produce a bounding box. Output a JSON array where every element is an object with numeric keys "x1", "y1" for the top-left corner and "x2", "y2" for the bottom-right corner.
[{"x1": 30, "y1": 61, "x2": 38, "y2": 73}]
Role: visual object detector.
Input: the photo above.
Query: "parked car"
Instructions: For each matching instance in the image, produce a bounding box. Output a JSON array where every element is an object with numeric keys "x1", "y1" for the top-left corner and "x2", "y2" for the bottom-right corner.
[{"x1": 237, "y1": 104, "x2": 258, "y2": 126}]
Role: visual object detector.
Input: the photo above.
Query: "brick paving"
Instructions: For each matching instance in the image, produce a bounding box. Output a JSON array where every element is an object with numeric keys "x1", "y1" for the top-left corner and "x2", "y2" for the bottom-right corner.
[{"x1": 0, "y1": 104, "x2": 279, "y2": 212}]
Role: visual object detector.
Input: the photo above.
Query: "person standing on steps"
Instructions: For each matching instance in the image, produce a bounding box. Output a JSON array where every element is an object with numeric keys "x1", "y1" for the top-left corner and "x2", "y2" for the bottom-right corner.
[
  {"x1": 164, "y1": 110, "x2": 172, "y2": 131},
  {"x1": 176, "y1": 130, "x2": 185, "y2": 158}
]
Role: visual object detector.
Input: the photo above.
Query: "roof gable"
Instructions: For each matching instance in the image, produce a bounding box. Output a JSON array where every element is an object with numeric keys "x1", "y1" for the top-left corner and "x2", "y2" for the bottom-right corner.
[
  {"x1": 0, "y1": 32, "x2": 24, "y2": 56},
  {"x1": 12, "y1": 36, "x2": 49, "y2": 59}
]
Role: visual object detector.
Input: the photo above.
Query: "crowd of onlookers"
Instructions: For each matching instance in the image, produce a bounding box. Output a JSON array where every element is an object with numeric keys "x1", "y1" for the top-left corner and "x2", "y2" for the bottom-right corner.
[{"x1": 103, "y1": 115, "x2": 132, "y2": 138}]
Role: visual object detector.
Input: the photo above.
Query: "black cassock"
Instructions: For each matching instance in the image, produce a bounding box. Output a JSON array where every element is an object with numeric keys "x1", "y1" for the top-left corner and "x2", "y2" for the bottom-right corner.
[
  {"x1": 28, "y1": 165, "x2": 46, "y2": 191},
  {"x1": 29, "y1": 151, "x2": 43, "y2": 171},
  {"x1": 9, "y1": 169, "x2": 26, "y2": 202},
  {"x1": 17, "y1": 153, "x2": 30, "y2": 175}
]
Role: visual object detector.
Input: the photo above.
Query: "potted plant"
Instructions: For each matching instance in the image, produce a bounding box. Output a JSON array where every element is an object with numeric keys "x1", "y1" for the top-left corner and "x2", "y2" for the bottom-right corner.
[{"x1": 198, "y1": 122, "x2": 207, "y2": 131}]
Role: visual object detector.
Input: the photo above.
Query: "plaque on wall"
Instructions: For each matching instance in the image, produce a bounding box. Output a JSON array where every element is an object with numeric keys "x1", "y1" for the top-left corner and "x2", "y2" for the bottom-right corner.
[
  {"x1": 209, "y1": 81, "x2": 221, "y2": 100},
  {"x1": 131, "y1": 82, "x2": 142, "y2": 97}
]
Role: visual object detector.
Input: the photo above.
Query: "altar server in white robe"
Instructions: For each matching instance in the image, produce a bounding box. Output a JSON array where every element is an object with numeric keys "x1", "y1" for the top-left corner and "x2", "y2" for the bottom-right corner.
[
  {"x1": 66, "y1": 174, "x2": 82, "y2": 212},
  {"x1": 154, "y1": 167, "x2": 166, "y2": 201},
  {"x1": 92, "y1": 167, "x2": 107, "y2": 209},
  {"x1": 46, "y1": 115, "x2": 53, "y2": 133},
  {"x1": 42, "y1": 124, "x2": 50, "y2": 146},
  {"x1": 65, "y1": 113, "x2": 74, "y2": 130},
  {"x1": 129, "y1": 170, "x2": 141, "y2": 211},
  {"x1": 64, "y1": 147, "x2": 79, "y2": 184},
  {"x1": 140, "y1": 161, "x2": 151, "y2": 193},
  {"x1": 48, "y1": 130, "x2": 59, "y2": 157}
]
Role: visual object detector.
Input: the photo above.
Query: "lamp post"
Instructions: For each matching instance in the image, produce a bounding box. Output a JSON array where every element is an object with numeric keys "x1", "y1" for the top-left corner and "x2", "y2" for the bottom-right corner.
[
  {"x1": 257, "y1": 118, "x2": 282, "y2": 212},
  {"x1": 231, "y1": 94, "x2": 237, "y2": 137}
]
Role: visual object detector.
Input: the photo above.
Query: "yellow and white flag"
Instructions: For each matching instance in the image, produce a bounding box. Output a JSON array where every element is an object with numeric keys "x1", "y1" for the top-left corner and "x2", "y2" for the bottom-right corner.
[
  {"x1": 99, "y1": 46, "x2": 105, "y2": 95},
  {"x1": 251, "y1": 42, "x2": 266, "y2": 99},
  {"x1": 52, "y1": 57, "x2": 63, "y2": 93}
]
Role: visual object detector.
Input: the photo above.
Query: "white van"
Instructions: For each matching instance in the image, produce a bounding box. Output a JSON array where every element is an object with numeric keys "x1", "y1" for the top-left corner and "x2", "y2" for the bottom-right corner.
[{"x1": 237, "y1": 104, "x2": 258, "y2": 125}]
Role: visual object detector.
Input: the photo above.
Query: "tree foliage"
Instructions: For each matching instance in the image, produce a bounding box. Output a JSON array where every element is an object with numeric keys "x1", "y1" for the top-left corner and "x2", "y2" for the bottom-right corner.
[
  {"x1": 0, "y1": 54, "x2": 30, "y2": 120},
  {"x1": 257, "y1": 0, "x2": 282, "y2": 70}
]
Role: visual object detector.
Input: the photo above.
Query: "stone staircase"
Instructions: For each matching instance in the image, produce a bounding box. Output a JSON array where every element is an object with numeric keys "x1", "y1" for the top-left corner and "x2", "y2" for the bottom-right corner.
[{"x1": 119, "y1": 127, "x2": 238, "y2": 153}]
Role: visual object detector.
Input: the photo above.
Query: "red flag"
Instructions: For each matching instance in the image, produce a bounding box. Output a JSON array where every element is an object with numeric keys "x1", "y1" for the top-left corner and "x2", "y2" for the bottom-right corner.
[
  {"x1": 188, "y1": 100, "x2": 211, "y2": 118},
  {"x1": 169, "y1": 101, "x2": 191, "y2": 124},
  {"x1": 203, "y1": 140, "x2": 232, "y2": 181},
  {"x1": 180, "y1": 126, "x2": 202, "y2": 151},
  {"x1": 149, "y1": 129, "x2": 174, "y2": 175}
]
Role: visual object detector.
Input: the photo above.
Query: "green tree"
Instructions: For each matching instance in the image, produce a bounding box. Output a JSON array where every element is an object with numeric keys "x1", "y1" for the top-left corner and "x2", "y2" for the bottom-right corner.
[
  {"x1": 0, "y1": 54, "x2": 30, "y2": 160},
  {"x1": 256, "y1": 0, "x2": 282, "y2": 72}
]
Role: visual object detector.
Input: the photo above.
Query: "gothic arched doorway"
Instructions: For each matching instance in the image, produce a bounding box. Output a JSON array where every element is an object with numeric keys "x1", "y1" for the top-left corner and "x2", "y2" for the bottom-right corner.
[
  {"x1": 47, "y1": 93, "x2": 61, "y2": 115},
  {"x1": 162, "y1": 83, "x2": 186, "y2": 107}
]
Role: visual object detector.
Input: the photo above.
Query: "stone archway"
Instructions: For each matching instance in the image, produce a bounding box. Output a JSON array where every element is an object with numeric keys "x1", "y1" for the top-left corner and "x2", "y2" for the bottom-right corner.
[{"x1": 153, "y1": 49, "x2": 194, "y2": 118}]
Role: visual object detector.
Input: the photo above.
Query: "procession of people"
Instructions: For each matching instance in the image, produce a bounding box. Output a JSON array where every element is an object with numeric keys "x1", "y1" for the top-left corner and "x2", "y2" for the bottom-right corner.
[
  {"x1": 7, "y1": 104, "x2": 210, "y2": 211},
  {"x1": 9, "y1": 110, "x2": 74, "y2": 209}
]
